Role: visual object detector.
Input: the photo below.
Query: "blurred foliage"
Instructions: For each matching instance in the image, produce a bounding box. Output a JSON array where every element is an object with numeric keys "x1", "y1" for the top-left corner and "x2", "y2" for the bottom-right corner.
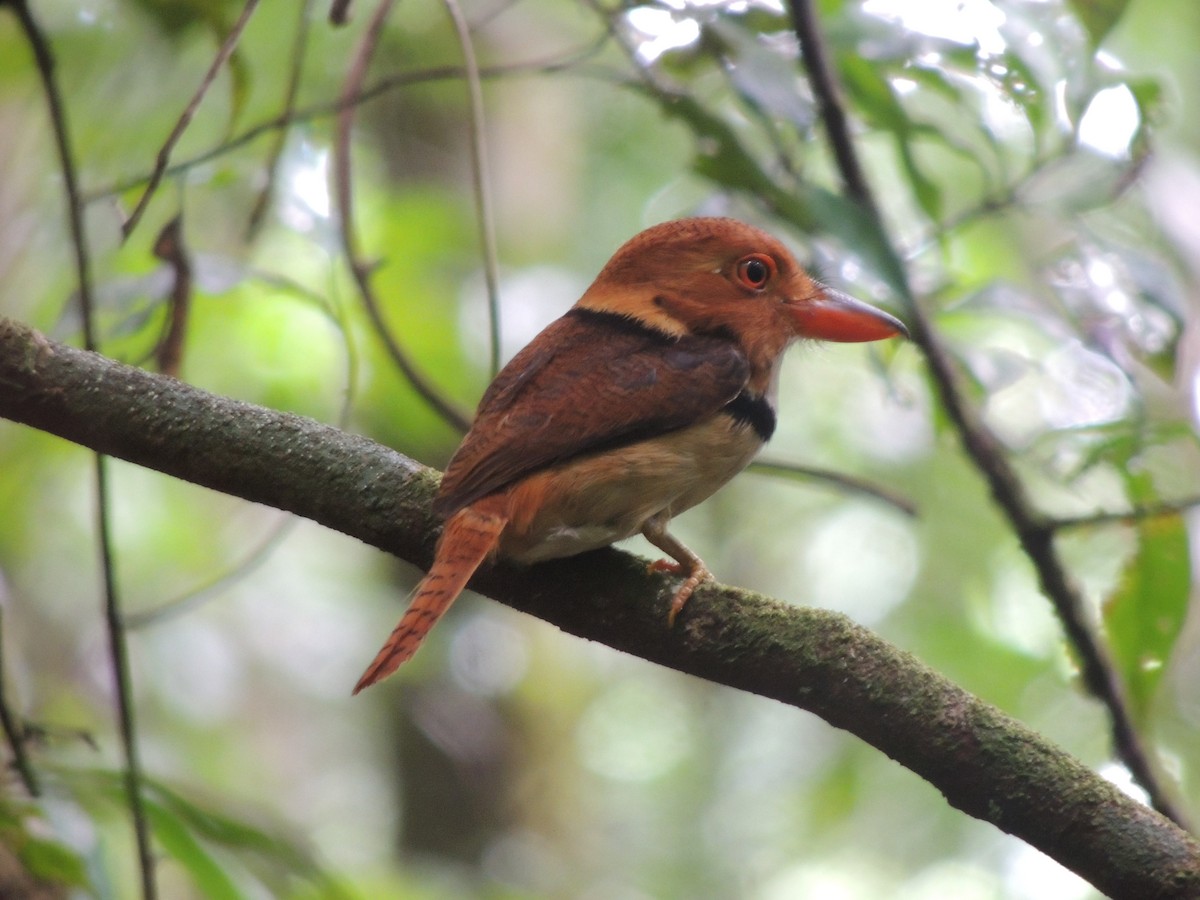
[{"x1": 0, "y1": 0, "x2": 1198, "y2": 897}]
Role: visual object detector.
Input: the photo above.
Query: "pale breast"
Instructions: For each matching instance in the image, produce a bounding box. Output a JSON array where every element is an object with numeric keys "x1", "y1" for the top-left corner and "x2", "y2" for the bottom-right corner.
[{"x1": 498, "y1": 413, "x2": 764, "y2": 564}]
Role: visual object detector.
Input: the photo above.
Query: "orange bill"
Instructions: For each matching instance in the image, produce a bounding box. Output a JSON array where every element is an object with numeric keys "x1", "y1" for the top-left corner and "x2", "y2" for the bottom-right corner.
[{"x1": 788, "y1": 286, "x2": 908, "y2": 343}]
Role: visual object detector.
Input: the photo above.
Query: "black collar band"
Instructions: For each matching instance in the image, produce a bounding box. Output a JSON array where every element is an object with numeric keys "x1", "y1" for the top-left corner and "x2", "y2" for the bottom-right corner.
[{"x1": 724, "y1": 390, "x2": 776, "y2": 441}]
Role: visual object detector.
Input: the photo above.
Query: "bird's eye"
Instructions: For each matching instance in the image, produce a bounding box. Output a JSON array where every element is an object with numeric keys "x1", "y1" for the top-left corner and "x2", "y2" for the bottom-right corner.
[{"x1": 735, "y1": 254, "x2": 776, "y2": 290}]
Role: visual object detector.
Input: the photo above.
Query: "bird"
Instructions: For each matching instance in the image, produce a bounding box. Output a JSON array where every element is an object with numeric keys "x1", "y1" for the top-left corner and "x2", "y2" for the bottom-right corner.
[{"x1": 353, "y1": 217, "x2": 906, "y2": 693}]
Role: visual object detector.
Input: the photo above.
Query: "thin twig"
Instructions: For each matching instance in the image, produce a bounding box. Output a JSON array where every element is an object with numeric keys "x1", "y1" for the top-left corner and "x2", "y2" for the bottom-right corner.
[
  {"x1": 94, "y1": 458, "x2": 159, "y2": 895},
  {"x1": 11, "y1": 0, "x2": 96, "y2": 350},
  {"x1": 0, "y1": 609, "x2": 40, "y2": 797},
  {"x1": 122, "y1": 0, "x2": 262, "y2": 241},
  {"x1": 751, "y1": 459, "x2": 918, "y2": 517},
  {"x1": 92, "y1": 37, "x2": 612, "y2": 203},
  {"x1": 9, "y1": 0, "x2": 160, "y2": 892},
  {"x1": 1050, "y1": 496, "x2": 1200, "y2": 531},
  {"x1": 442, "y1": 0, "x2": 503, "y2": 377},
  {"x1": 785, "y1": 0, "x2": 1190, "y2": 831},
  {"x1": 333, "y1": 0, "x2": 472, "y2": 433},
  {"x1": 125, "y1": 516, "x2": 301, "y2": 628},
  {"x1": 899, "y1": 147, "x2": 1138, "y2": 262},
  {"x1": 86, "y1": 37, "x2": 612, "y2": 203},
  {"x1": 245, "y1": 0, "x2": 314, "y2": 240}
]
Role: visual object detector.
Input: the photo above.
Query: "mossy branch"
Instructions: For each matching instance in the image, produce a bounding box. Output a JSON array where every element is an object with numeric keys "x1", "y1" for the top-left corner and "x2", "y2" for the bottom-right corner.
[{"x1": 1, "y1": 317, "x2": 1198, "y2": 899}]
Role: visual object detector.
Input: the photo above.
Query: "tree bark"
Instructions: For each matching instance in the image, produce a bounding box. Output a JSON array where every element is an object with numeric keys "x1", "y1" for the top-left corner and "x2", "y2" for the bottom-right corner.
[{"x1": 1, "y1": 316, "x2": 1197, "y2": 899}]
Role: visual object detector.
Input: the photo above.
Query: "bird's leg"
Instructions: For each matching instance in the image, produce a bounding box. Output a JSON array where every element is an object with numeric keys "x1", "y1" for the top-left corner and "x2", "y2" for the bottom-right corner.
[{"x1": 641, "y1": 513, "x2": 714, "y2": 626}]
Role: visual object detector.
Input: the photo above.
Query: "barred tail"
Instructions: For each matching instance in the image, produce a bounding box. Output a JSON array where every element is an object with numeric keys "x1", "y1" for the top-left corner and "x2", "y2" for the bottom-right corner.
[{"x1": 353, "y1": 504, "x2": 507, "y2": 693}]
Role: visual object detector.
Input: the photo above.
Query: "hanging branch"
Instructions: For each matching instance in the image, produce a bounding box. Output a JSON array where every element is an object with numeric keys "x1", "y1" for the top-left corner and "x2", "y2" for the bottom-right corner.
[
  {"x1": 783, "y1": 0, "x2": 1190, "y2": 831},
  {"x1": 6, "y1": 1, "x2": 158, "y2": 895},
  {"x1": 332, "y1": 0, "x2": 472, "y2": 433}
]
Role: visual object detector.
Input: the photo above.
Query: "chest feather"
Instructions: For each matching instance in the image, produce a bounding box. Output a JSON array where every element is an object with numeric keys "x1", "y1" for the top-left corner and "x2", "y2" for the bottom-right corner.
[{"x1": 497, "y1": 411, "x2": 766, "y2": 563}]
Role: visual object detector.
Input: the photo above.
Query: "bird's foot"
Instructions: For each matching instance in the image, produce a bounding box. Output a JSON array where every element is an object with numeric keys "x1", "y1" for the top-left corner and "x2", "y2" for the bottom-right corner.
[
  {"x1": 641, "y1": 515, "x2": 714, "y2": 626},
  {"x1": 648, "y1": 558, "x2": 713, "y2": 626}
]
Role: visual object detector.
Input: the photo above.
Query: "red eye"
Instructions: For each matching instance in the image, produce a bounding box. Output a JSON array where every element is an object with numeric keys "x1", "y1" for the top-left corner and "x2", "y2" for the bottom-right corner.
[{"x1": 735, "y1": 254, "x2": 776, "y2": 290}]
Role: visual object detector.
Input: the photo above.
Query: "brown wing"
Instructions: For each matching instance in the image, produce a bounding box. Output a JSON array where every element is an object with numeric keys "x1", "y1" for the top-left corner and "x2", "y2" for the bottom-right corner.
[{"x1": 432, "y1": 309, "x2": 750, "y2": 518}]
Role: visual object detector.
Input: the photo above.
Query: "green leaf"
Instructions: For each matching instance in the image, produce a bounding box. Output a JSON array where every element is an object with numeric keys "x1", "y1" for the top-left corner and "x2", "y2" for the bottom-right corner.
[
  {"x1": 1127, "y1": 76, "x2": 1165, "y2": 156},
  {"x1": 130, "y1": 0, "x2": 242, "y2": 37},
  {"x1": 17, "y1": 835, "x2": 91, "y2": 888},
  {"x1": 898, "y1": 66, "x2": 1000, "y2": 194},
  {"x1": 993, "y1": 48, "x2": 1050, "y2": 149},
  {"x1": 708, "y1": 18, "x2": 814, "y2": 131},
  {"x1": 57, "y1": 769, "x2": 352, "y2": 900},
  {"x1": 143, "y1": 796, "x2": 246, "y2": 900},
  {"x1": 147, "y1": 782, "x2": 354, "y2": 900},
  {"x1": 804, "y1": 187, "x2": 911, "y2": 302},
  {"x1": 0, "y1": 800, "x2": 91, "y2": 889},
  {"x1": 1103, "y1": 501, "x2": 1190, "y2": 723},
  {"x1": 840, "y1": 54, "x2": 907, "y2": 131},
  {"x1": 839, "y1": 55, "x2": 942, "y2": 221},
  {"x1": 150, "y1": 781, "x2": 301, "y2": 860},
  {"x1": 225, "y1": 47, "x2": 252, "y2": 131},
  {"x1": 1069, "y1": 0, "x2": 1132, "y2": 48}
]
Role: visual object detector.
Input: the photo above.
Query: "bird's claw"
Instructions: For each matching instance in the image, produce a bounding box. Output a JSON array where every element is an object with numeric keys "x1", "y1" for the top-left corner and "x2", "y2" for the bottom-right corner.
[
  {"x1": 648, "y1": 558, "x2": 684, "y2": 576},
  {"x1": 649, "y1": 560, "x2": 713, "y2": 627}
]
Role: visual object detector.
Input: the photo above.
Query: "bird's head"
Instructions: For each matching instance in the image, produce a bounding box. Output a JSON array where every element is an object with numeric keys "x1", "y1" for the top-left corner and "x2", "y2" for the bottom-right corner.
[{"x1": 576, "y1": 217, "x2": 906, "y2": 382}]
